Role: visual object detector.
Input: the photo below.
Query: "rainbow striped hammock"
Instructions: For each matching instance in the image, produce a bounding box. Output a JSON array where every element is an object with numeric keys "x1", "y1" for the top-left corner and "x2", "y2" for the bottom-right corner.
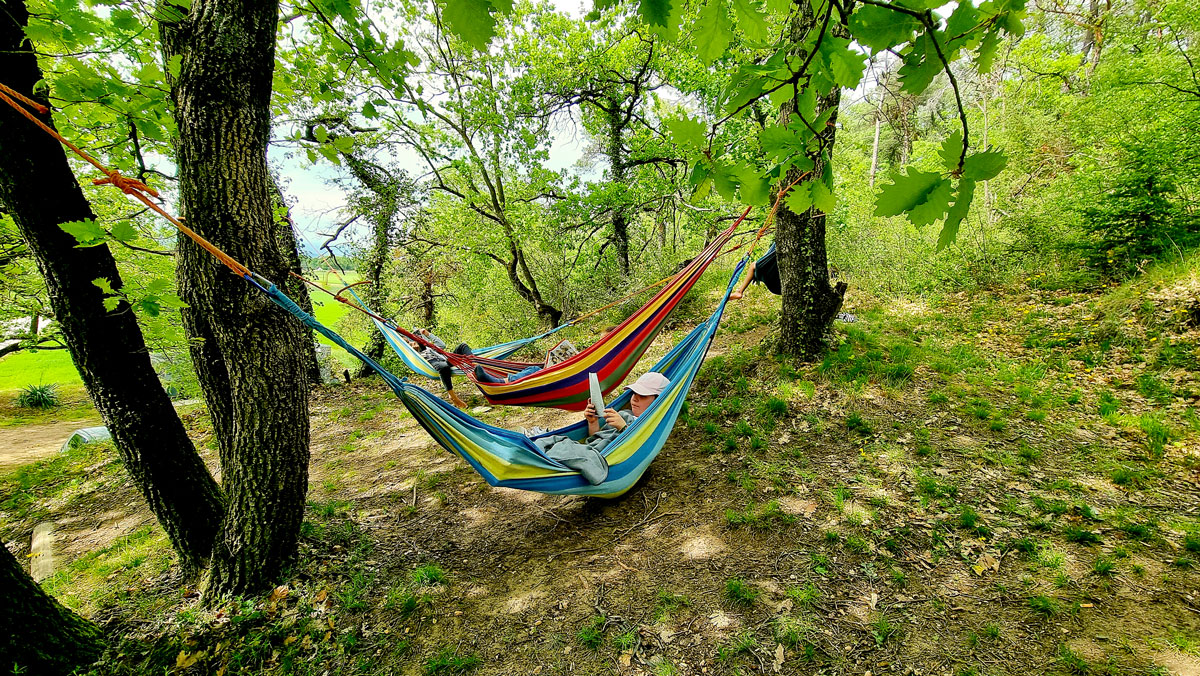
[
  {"x1": 371, "y1": 218, "x2": 742, "y2": 410},
  {"x1": 263, "y1": 258, "x2": 747, "y2": 497}
]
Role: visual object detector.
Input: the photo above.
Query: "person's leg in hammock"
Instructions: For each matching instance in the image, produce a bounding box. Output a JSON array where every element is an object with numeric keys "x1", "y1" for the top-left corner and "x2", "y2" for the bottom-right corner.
[
  {"x1": 438, "y1": 366, "x2": 468, "y2": 408},
  {"x1": 729, "y1": 243, "x2": 780, "y2": 300}
]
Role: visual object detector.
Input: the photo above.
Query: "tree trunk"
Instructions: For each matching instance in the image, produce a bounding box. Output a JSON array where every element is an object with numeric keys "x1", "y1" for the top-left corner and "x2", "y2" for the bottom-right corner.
[
  {"x1": 0, "y1": 0, "x2": 225, "y2": 575},
  {"x1": 607, "y1": 104, "x2": 631, "y2": 277},
  {"x1": 161, "y1": 0, "x2": 311, "y2": 598},
  {"x1": 355, "y1": 205, "x2": 390, "y2": 376},
  {"x1": 270, "y1": 179, "x2": 322, "y2": 385},
  {"x1": 0, "y1": 543, "x2": 104, "y2": 674},
  {"x1": 776, "y1": 3, "x2": 848, "y2": 360}
]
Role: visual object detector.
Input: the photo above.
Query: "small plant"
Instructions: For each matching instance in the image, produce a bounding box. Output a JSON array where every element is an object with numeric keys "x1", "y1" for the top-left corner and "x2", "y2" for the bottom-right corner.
[
  {"x1": 774, "y1": 615, "x2": 811, "y2": 647},
  {"x1": 411, "y1": 564, "x2": 447, "y2": 585},
  {"x1": 576, "y1": 615, "x2": 606, "y2": 650},
  {"x1": 424, "y1": 648, "x2": 480, "y2": 675},
  {"x1": 733, "y1": 420, "x2": 754, "y2": 438},
  {"x1": 983, "y1": 623, "x2": 1001, "y2": 639},
  {"x1": 1028, "y1": 595, "x2": 1060, "y2": 617},
  {"x1": 786, "y1": 582, "x2": 821, "y2": 607},
  {"x1": 717, "y1": 632, "x2": 757, "y2": 661},
  {"x1": 612, "y1": 628, "x2": 637, "y2": 651},
  {"x1": 889, "y1": 567, "x2": 907, "y2": 588},
  {"x1": 15, "y1": 383, "x2": 59, "y2": 409},
  {"x1": 1093, "y1": 556, "x2": 1117, "y2": 576},
  {"x1": 749, "y1": 435, "x2": 768, "y2": 452},
  {"x1": 1185, "y1": 534, "x2": 1200, "y2": 553},
  {"x1": 1098, "y1": 390, "x2": 1120, "y2": 416},
  {"x1": 1018, "y1": 443, "x2": 1042, "y2": 462},
  {"x1": 1111, "y1": 465, "x2": 1150, "y2": 488},
  {"x1": 1120, "y1": 521, "x2": 1156, "y2": 542},
  {"x1": 1057, "y1": 643, "x2": 1090, "y2": 674},
  {"x1": 763, "y1": 396, "x2": 788, "y2": 417},
  {"x1": 1063, "y1": 525, "x2": 1102, "y2": 545},
  {"x1": 724, "y1": 578, "x2": 759, "y2": 606},
  {"x1": 870, "y1": 613, "x2": 897, "y2": 646},
  {"x1": 958, "y1": 506, "x2": 980, "y2": 530},
  {"x1": 846, "y1": 412, "x2": 873, "y2": 435},
  {"x1": 928, "y1": 390, "x2": 950, "y2": 404},
  {"x1": 1026, "y1": 409, "x2": 1047, "y2": 422},
  {"x1": 653, "y1": 590, "x2": 690, "y2": 621},
  {"x1": 845, "y1": 535, "x2": 870, "y2": 553},
  {"x1": 1007, "y1": 537, "x2": 1036, "y2": 555}
]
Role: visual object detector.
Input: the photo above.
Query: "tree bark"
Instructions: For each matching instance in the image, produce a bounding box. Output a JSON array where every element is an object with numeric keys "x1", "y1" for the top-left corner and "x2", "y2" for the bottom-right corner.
[
  {"x1": 607, "y1": 103, "x2": 631, "y2": 277},
  {"x1": 161, "y1": 0, "x2": 310, "y2": 598},
  {"x1": 776, "y1": 3, "x2": 848, "y2": 360},
  {"x1": 0, "y1": 0, "x2": 225, "y2": 575},
  {"x1": 0, "y1": 543, "x2": 104, "y2": 674}
]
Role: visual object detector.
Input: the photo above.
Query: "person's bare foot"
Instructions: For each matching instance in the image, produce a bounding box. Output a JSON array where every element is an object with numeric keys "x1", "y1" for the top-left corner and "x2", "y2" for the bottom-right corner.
[
  {"x1": 448, "y1": 390, "x2": 467, "y2": 409},
  {"x1": 729, "y1": 291, "x2": 743, "y2": 300}
]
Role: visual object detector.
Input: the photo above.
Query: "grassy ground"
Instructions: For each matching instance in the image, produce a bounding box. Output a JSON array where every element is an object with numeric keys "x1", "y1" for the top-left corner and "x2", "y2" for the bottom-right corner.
[
  {"x1": 2, "y1": 259, "x2": 1199, "y2": 676},
  {"x1": 0, "y1": 348, "x2": 83, "y2": 395}
]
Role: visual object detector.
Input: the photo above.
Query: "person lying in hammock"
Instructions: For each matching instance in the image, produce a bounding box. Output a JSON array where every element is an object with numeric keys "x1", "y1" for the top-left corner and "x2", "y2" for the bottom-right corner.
[
  {"x1": 727, "y1": 245, "x2": 857, "y2": 322},
  {"x1": 729, "y1": 242, "x2": 780, "y2": 300},
  {"x1": 530, "y1": 372, "x2": 670, "y2": 485},
  {"x1": 472, "y1": 339, "x2": 579, "y2": 384},
  {"x1": 408, "y1": 328, "x2": 470, "y2": 409}
]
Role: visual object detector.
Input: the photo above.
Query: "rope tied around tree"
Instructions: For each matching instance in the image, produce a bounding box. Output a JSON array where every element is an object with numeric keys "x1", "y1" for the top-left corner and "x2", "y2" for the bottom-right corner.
[{"x1": 0, "y1": 79, "x2": 252, "y2": 279}]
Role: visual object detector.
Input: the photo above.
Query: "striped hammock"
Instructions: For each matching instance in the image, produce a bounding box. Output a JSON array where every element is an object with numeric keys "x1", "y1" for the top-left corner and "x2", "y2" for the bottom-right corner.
[
  {"x1": 366, "y1": 218, "x2": 741, "y2": 402},
  {"x1": 432, "y1": 219, "x2": 741, "y2": 410},
  {"x1": 261, "y1": 258, "x2": 746, "y2": 497}
]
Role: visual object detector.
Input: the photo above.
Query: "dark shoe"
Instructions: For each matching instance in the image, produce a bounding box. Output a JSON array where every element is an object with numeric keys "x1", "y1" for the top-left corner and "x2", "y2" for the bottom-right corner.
[{"x1": 474, "y1": 365, "x2": 500, "y2": 384}]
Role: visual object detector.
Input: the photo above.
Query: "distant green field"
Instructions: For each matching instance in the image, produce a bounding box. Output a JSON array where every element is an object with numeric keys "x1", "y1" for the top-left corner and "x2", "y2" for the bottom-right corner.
[
  {"x1": 0, "y1": 349, "x2": 83, "y2": 394},
  {"x1": 0, "y1": 274, "x2": 365, "y2": 394}
]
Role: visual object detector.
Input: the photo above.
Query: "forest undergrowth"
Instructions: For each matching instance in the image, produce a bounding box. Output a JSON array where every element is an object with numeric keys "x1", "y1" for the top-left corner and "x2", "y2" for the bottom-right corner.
[{"x1": 3, "y1": 257, "x2": 1200, "y2": 676}]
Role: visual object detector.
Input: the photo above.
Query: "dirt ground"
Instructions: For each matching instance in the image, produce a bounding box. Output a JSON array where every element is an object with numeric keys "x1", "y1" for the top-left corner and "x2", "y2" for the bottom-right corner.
[
  {"x1": 5, "y1": 285, "x2": 1200, "y2": 676},
  {"x1": 0, "y1": 417, "x2": 101, "y2": 472}
]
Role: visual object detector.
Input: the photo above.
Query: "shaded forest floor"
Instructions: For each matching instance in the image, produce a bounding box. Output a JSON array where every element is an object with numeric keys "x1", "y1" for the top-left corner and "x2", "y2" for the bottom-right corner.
[{"x1": 3, "y1": 263, "x2": 1200, "y2": 676}]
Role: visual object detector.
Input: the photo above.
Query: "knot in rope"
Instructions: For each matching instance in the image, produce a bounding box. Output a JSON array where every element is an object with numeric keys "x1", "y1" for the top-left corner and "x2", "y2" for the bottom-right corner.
[{"x1": 93, "y1": 169, "x2": 159, "y2": 198}]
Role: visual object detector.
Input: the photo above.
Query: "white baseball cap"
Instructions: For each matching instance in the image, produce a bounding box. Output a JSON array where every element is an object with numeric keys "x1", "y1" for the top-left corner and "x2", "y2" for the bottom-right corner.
[{"x1": 625, "y1": 372, "x2": 670, "y2": 396}]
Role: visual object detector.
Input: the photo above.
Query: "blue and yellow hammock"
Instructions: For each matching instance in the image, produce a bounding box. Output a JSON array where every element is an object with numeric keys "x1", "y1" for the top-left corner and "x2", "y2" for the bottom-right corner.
[{"x1": 262, "y1": 259, "x2": 746, "y2": 497}]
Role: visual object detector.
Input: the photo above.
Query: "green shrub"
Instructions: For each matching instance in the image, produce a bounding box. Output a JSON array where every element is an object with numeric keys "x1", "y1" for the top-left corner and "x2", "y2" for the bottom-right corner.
[{"x1": 15, "y1": 383, "x2": 59, "y2": 409}]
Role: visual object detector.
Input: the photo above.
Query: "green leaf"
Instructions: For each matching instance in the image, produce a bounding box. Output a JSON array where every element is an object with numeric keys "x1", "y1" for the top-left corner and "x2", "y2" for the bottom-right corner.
[
  {"x1": 945, "y1": 2, "x2": 981, "y2": 51},
  {"x1": 939, "y1": 130, "x2": 964, "y2": 171},
  {"x1": 907, "y1": 178, "x2": 952, "y2": 226},
  {"x1": 784, "y1": 183, "x2": 813, "y2": 215},
  {"x1": 939, "y1": 179, "x2": 975, "y2": 250},
  {"x1": 166, "y1": 54, "x2": 182, "y2": 80},
  {"x1": 313, "y1": 125, "x2": 329, "y2": 143},
  {"x1": 811, "y1": 178, "x2": 835, "y2": 213},
  {"x1": 638, "y1": 0, "x2": 673, "y2": 29},
  {"x1": 848, "y1": 4, "x2": 922, "y2": 52},
  {"x1": 156, "y1": 293, "x2": 188, "y2": 309},
  {"x1": 442, "y1": 0, "x2": 497, "y2": 50},
  {"x1": 736, "y1": 164, "x2": 770, "y2": 206},
  {"x1": 318, "y1": 144, "x2": 342, "y2": 165},
  {"x1": 331, "y1": 136, "x2": 355, "y2": 153},
  {"x1": 139, "y1": 297, "x2": 162, "y2": 317},
  {"x1": 759, "y1": 125, "x2": 806, "y2": 160},
  {"x1": 731, "y1": 0, "x2": 767, "y2": 42},
  {"x1": 59, "y1": 219, "x2": 106, "y2": 247},
  {"x1": 898, "y1": 33, "x2": 943, "y2": 93},
  {"x1": 820, "y1": 37, "x2": 866, "y2": 90},
  {"x1": 873, "y1": 168, "x2": 944, "y2": 217},
  {"x1": 690, "y1": 160, "x2": 713, "y2": 201},
  {"x1": 694, "y1": 0, "x2": 732, "y2": 64},
  {"x1": 110, "y1": 221, "x2": 138, "y2": 243},
  {"x1": 974, "y1": 29, "x2": 1001, "y2": 73},
  {"x1": 665, "y1": 116, "x2": 707, "y2": 151},
  {"x1": 362, "y1": 101, "x2": 379, "y2": 119},
  {"x1": 712, "y1": 163, "x2": 740, "y2": 201},
  {"x1": 724, "y1": 75, "x2": 769, "y2": 116},
  {"x1": 103, "y1": 296, "x2": 121, "y2": 312},
  {"x1": 962, "y1": 151, "x2": 1007, "y2": 181},
  {"x1": 92, "y1": 277, "x2": 115, "y2": 294},
  {"x1": 767, "y1": 81, "x2": 794, "y2": 109},
  {"x1": 146, "y1": 278, "x2": 170, "y2": 295}
]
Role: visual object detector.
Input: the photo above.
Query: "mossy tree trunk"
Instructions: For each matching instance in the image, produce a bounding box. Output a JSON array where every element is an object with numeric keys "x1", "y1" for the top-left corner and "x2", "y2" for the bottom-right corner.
[
  {"x1": 0, "y1": 543, "x2": 104, "y2": 674},
  {"x1": 0, "y1": 0, "x2": 225, "y2": 575},
  {"x1": 776, "y1": 2, "x2": 848, "y2": 360},
  {"x1": 160, "y1": 0, "x2": 311, "y2": 598}
]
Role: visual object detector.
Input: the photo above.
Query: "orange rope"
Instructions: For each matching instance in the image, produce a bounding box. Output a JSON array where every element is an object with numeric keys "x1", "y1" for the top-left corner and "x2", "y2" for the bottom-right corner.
[{"x1": 0, "y1": 81, "x2": 253, "y2": 279}]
